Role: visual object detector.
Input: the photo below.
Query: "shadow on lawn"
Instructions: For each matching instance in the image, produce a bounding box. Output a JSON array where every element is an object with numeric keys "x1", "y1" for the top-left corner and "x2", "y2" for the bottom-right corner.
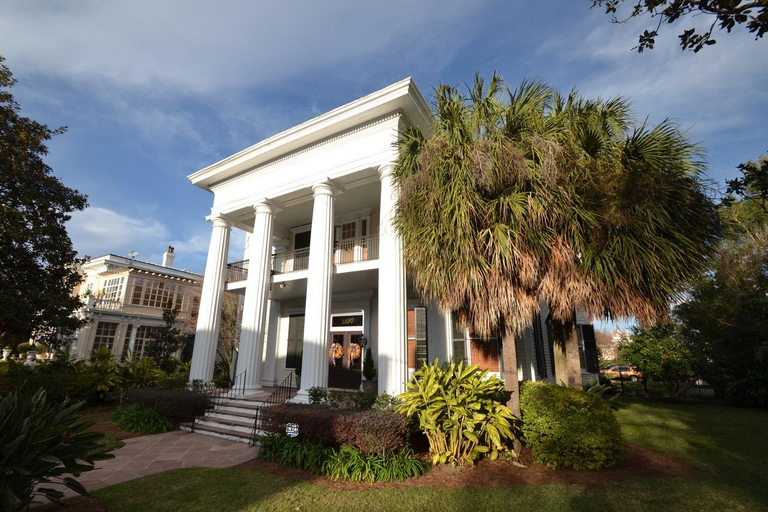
[{"x1": 610, "y1": 399, "x2": 768, "y2": 509}]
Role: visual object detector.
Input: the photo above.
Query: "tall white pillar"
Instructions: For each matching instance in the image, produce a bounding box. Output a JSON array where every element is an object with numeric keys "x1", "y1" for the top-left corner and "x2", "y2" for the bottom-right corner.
[
  {"x1": 426, "y1": 301, "x2": 452, "y2": 364},
  {"x1": 377, "y1": 164, "x2": 408, "y2": 395},
  {"x1": 295, "y1": 182, "x2": 336, "y2": 402},
  {"x1": 261, "y1": 299, "x2": 281, "y2": 386},
  {"x1": 127, "y1": 324, "x2": 139, "y2": 356},
  {"x1": 238, "y1": 202, "x2": 277, "y2": 393},
  {"x1": 189, "y1": 216, "x2": 232, "y2": 383}
]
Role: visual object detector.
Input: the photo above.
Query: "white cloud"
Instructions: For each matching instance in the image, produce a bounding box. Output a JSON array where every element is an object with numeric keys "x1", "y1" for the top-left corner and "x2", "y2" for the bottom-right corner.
[
  {"x1": 0, "y1": 0, "x2": 474, "y2": 95},
  {"x1": 67, "y1": 206, "x2": 168, "y2": 259}
]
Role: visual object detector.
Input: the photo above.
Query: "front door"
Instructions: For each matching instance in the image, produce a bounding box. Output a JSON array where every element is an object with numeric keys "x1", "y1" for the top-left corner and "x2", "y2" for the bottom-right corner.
[{"x1": 328, "y1": 331, "x2": 363, "y2": 389}]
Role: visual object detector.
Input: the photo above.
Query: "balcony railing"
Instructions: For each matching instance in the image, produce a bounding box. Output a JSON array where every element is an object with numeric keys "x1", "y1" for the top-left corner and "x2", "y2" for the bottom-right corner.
[
  {"x1": 88, "y1": 296, "x2": 122, "y2": 311},
  {"x1": 227, "y1": 260, "x2": 249, "y2": 282},
  {"x1": 225, "y1": 234, "x2": 380, "y2": 282},
  {"x1": 334, "y1": 234, "x2": 379, "y2": 265},
  {"x1": 272, "y1": 247, "x2": 310, "y2": 274}
]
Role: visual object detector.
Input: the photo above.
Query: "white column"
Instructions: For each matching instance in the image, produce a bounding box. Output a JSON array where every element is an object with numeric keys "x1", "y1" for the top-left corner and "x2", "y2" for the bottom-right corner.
[
  {"x1": 261, "y1": 299, "x2": 281, "y2": 386},
  {"x1": 295, "y1": 182, "x2": 336, "y2": 402},
  {"x1": 189, "y1": 216, "x2": 232, "y2": 383},
  {"x1": 127, "y1": 324, "x2": 139, "y2": 356},
  {"x1": 426, "y1": 301, "x2": 452, "y2": 364},
  {"x1": 377, "y1": 164, "x2": 408, "y2": 395},
  {"x1": 238, "y1": 202, "x2": 277, "y2": 393}
]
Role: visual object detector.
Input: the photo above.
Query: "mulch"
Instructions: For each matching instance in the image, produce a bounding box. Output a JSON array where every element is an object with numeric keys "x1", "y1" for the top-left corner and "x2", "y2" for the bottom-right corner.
[{"x1": 236, "y1": 442, "x2": 690, "y2": 490}]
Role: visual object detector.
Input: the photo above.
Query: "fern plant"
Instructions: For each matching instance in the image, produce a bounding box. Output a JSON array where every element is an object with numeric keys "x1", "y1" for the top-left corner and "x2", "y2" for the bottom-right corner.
[{"x1": 395, "y1": 360, "x2": 517, "y2": 465}]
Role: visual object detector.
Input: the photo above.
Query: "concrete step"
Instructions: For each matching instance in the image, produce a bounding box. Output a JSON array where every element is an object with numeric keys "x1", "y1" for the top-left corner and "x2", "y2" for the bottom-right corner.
[
  {"x1": 209, "y1": 409, "x2": 258, "y2": 421},
  {"x1": 180, "y1": 422, "x2": 252, "y2": 444},
  {"x1": 195, "y1": 417, "x2": 253, "y2": 435}
]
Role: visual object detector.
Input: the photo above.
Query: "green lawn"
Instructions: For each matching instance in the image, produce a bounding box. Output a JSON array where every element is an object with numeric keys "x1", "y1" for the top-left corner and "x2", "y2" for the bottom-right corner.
[{"x1": 93, "y1": 399, "x2": 768, "y2": 512}]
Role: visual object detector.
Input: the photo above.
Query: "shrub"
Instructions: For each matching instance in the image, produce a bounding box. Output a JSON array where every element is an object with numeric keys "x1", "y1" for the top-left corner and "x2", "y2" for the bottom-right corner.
[
  {"x1": 259, "y1": 433, "x2": 329, "y2": 475},
  {"x1": 726, "y1": 372, "x2": 768, "y2": 408},
  {"x1": 332, "y1": 410, "x2": 407, "y2": 456},
  {"x1": 520, "y1": 381, "x2": 625, "y2": 470},
  {"x1": 0, "y1": 388, "x2": 114, "y2": 510},
  {"x1": 362, "y1": 347, "x2": 376, "y2": 381},
  {"x1": 120, "y1": 357, "x2": 165, "y2": 389},
  {"x1": 307, "y1": 386, "x2": 377, "y2": 411},
  {"x1": 125, "y1": 387, "x2": 208, "y2": 424},
  {"x1": 396, "y1": 360, "x2": 517, "y2": 465},
  {"x1": 373, "y1": 393, "x2": 401, "y2": 411},
  {"x1": 260, "y1": 404, "x2": 352, "y2": 446},
  {"x1": 157, "y1": 371, "x2": 189, "y2": 390},
  {"x1": 109, "y1": 404, "x2": 175, "y2": 434},
  {"x1": 259, "y1": 433, "x2": 427, "y2": 483}
]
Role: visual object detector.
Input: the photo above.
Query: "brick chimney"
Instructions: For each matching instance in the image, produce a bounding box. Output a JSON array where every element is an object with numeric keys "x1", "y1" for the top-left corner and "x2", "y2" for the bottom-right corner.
[{"x1": 162, "y1": 245, "x2": 175, "y2": 268}]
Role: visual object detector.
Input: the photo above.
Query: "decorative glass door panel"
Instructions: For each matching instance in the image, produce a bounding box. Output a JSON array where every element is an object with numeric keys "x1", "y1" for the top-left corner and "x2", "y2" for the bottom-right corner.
[{"x1": 327, "y1": 331, "x2": 363, "y2": 389}]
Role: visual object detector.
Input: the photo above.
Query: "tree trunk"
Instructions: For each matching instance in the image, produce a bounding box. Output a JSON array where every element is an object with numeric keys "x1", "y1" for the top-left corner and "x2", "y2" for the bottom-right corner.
[
  {"x1": 551, "y1": 315, "x2": 583, "y2": 389},
  {"x1": 501, "y1": 330, "x2": 520, "y2": 416}
]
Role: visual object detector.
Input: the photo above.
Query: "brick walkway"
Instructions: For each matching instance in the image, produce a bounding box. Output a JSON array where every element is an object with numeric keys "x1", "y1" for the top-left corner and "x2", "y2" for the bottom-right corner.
[{"x1": 78, "y1": 430, "x2": 258, "y2": 491}]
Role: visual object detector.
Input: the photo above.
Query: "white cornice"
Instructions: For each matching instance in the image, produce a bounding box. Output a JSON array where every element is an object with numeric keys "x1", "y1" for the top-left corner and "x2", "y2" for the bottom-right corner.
[
  {"x1": 83, "y1": 254, "x2": 202, "y2": 280},
  {"x1": 189, "y1": 77, "x2": 432, "y2": 191}
]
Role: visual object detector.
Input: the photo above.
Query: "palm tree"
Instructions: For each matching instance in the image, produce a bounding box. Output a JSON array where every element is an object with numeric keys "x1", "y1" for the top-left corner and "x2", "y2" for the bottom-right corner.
[{"x1": 392, "y1": 74, "x2": 718, "y2": 415}]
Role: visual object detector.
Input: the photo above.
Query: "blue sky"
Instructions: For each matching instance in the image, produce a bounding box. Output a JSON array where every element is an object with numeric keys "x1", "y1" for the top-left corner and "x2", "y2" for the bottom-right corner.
[{"x1": 2, "y1": 1, "x2": 766, "y2": 296}]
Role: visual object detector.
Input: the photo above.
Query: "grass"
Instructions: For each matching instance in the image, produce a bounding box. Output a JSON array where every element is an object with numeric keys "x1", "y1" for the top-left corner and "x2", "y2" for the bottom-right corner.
[{"x1": 92, "y1": 399, "x2": 767, "y2": 512}]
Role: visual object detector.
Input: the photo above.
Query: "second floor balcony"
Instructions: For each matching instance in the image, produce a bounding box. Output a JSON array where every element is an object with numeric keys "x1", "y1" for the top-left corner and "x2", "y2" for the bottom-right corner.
[{"x1": 226, "y1": 233, "x2": 379, "y2": 282}]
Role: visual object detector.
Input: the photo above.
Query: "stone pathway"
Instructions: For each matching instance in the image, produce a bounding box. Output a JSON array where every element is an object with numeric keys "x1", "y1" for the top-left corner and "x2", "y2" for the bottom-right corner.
[{"x1": 78, "y1": 430, "x2": 258, "y2": 491}]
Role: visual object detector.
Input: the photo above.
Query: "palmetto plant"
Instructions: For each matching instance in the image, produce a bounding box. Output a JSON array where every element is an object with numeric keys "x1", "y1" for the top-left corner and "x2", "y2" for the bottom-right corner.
[
  {"x1": 395, "y1": 361, "x2": 516, "y2": 466},
  {"x1": 393, "y1": 73, "x2": 719, "y2": 412},
  {"x1": 0, "y1": 388, "x2": 114, "y2": 510}
]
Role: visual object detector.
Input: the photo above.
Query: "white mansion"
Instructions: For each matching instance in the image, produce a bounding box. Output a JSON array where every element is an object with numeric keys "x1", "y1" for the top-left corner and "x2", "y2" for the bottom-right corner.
[
  {"x1": 188, "y1": 78, "x2": 598, "y2": 401},
  {"x1": 74, "y1": 248, "x2": 201, "y2": 360}
]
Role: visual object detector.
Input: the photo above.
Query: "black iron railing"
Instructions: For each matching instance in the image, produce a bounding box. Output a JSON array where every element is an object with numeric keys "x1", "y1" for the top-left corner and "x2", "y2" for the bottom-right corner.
[
  {"x1": 248, "y1": 371, "x2": 295, "y2": 446},
  {"x1": 226, "y1": 260, "x2": 249, "y2": 282},
  {"x1": 191, "y1": 369, "x2": 248, "y2": 433}
]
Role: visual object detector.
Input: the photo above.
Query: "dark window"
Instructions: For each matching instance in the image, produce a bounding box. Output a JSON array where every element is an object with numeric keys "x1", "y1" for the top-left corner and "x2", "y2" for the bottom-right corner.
[
  {"x1": 285, "y1": 314, "x2": 305, "y2": 369},
  {"x1": 532, "y1": 313, "x2": 548, "y2": 378},
  {"x1": 451, "y1": 317, "x2": 467, "y2": 364},
  {"x1": 580, "y1": 324, "x2": 599, "y2": 373},
  {"x1": 294, "y1": 231, "x2": 311, "y2": 250}
]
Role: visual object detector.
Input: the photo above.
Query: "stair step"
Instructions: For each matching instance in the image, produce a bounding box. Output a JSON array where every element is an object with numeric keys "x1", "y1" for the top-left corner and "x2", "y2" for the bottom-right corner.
[
  {"x1": 210, "y1": 410, "x2": 258, "y2": 421},
  {"x1": 196, "y1": 418, "x2": 253, "y2": 434},
  {"x1": 182, "y1": 423, "x2": 252, "y2": 444}
]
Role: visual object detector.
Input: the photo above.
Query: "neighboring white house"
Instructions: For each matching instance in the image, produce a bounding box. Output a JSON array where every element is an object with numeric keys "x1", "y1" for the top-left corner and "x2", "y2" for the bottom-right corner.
[
  {"x1": 187, "y1": 78, "x2": 598, "y2": 401},
  {"x1": 73, "y1": 247, "x2": 202, "y2": 360}
]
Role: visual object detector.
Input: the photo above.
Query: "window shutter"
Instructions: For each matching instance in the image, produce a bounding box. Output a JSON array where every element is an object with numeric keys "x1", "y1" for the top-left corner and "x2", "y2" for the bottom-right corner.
[{"x1": 580, "y1": 324, "x2": 599, "y2": 373}]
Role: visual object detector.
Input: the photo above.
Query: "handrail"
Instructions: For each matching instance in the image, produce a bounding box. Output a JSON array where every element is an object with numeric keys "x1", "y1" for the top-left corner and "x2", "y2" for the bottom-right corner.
[
  {"x1": 191, "y1": 369, "x2": 247, "y2": 433},
  {"x1": 249, "y1": 371, "x2": 295, "y2": 446}
]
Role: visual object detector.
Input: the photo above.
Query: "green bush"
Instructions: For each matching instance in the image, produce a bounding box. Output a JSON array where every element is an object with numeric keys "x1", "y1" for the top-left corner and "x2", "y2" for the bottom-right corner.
[
  {"x1": 259, "y1": 433, "x2": 329, "y2": 475},
  {"x1": 0, "y1": 388, "x2": 114, "y2": 510},
  {"x1": 120, "y1": 357, "x2": 165, "y2": 389},
  {"x1": 109, "y1": 404, "x2": 175, "y2": 434},
  {"x1": 726, "y1": 372, "x2": 768, "y2": 408},
  {"x1": 259, "y1": 433, "x2": 427, "y2": 483},
  {"x1": 362, "y1": 347, "x2": 376, "y2": 381},
  {"x1": 157, "y1": 371, "x2": 189, "y2": 390},
  {"x1": 520, "y1": 381, "x2": 625, "y2": 470},
  {"x1": 396, "y1": 360, "x2": 517, "y2": 465},
  {"x1": 125, "y1": 387, "x2": 208, "y2": 424},
  {"x1": 307, "y1": 386, "x2": 377, "y2": 411},
  {"x1": 324, "y1": 444, "x2": 427, "y2": 483}
]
